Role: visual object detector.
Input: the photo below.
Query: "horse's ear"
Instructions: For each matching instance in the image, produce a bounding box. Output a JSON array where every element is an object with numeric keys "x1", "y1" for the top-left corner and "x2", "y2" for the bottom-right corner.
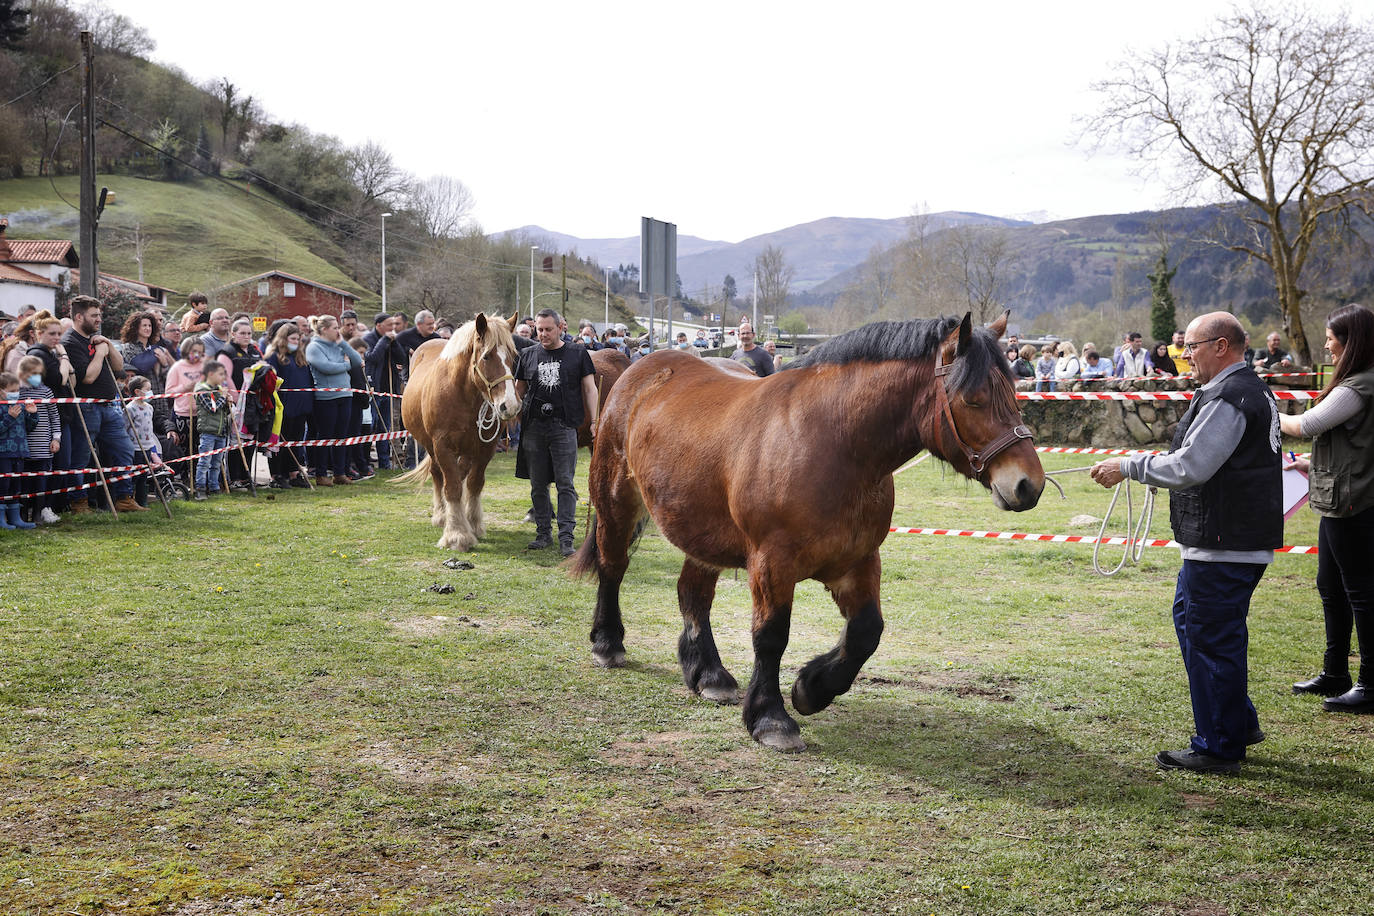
[
  {"x1": 506, "y1": 311, "x2": 519, "y2": 332},
  {"x1": 474, "y1": 312, "x2": 489, "y2": 338},
  {"x1": 986, "y1": 310, "x2": 1009, "y2": 339},
  {"x1": 940, "y1": 312, "x2": 973, "y2": 364}
]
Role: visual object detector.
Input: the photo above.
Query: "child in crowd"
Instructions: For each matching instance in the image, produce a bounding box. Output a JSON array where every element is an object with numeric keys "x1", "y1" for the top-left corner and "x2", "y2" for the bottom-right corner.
[
  {"x1": 193, "y1": 362, "x2": 231, "y2": 501},
  {"x1": 16, "y1": 356, "x2": 60, "y2": 524},
  {"x1": 348, "y1": 337, "x2": 373, "y2": 480},
  {"x1": 125, "y1": 375, "x2": 165, "y2": 508},
  {"x1": 0, "y1": 371, "x2": 38, "y2": 529}
]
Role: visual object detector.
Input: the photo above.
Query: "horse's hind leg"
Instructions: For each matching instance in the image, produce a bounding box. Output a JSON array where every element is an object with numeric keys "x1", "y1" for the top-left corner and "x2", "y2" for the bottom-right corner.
[
  {"x1": 791, "y1": 551, "x2": 885, "y2": 717},
  {"x1": 583, "y1": 449, "x2": 643, "y2": 669},
  {"x1": 743, "y1": 561, "x2": 804, "y2": 752},
  {"x1": 677, "y1": 559, "x2": 740, "y2": 704},
  {"x1": 429, "y1": 460, "x2": 445, "y2": 527}
]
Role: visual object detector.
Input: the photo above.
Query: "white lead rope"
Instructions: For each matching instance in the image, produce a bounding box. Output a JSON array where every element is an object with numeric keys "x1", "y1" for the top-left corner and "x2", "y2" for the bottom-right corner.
[
  {"x1": 476, "y1": 400, "x2": 503, "y2": 443},
  {"x1": 1043, "y1": 466, "x2": 1158, "y2": 577}
]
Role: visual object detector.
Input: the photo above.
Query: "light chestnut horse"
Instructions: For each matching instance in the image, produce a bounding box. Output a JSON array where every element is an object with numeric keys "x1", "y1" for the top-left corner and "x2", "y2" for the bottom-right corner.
[{"x1": 401, "y1": 312, "x2": 521, "y2": 550}]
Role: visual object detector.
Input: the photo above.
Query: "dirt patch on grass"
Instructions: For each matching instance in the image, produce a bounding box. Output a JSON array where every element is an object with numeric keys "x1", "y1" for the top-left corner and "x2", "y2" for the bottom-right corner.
[
  {"x1": 387, "y1": 614, "x2": 482, "y2": 636},
  {"x1": 857, "y1": 669, "x2": 1021, "y2": 702},
  {"x1": 1180, "y1": 793, "x2": 1218, "y2": 810},
  {"x1": 358, "y1": 739, "x2": 486, "y2": 786}
]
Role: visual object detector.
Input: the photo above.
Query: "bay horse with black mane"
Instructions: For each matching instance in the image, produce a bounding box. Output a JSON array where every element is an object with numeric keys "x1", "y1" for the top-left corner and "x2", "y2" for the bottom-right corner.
[
  {"x1": 401, "y1": 312, "x2": 521, "y2": 550},
  {"x1": 569, "y1": 312, "x2": 1044, "y2": 751}
]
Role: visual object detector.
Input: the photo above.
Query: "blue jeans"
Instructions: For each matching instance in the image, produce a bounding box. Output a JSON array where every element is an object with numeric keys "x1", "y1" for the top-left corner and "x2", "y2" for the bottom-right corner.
[
  {"x1": 524, "y1": 419, "x2": 579, "y2": 544},
  {"x1": 69, "y1": 403, "x2": 135, "y2": 498},
  {"x1": 1172, "y1": 559, "x2": 1266, "y2": 761},
  {"x1": 196, "y1": 434, "x2": 227, "y2": 491}
]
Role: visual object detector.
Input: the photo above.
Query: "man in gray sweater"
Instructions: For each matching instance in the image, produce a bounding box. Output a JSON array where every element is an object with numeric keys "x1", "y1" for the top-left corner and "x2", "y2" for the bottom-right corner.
[{"x1": 1091, "y1": 312, "x2": 1282, "y2": 774}]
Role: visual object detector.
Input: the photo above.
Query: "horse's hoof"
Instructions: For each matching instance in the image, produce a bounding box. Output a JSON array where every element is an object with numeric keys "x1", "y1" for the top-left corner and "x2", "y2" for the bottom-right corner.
[
  {"x1": 752, "y1": 722, "x2": 805, "y2": 753},
  {"x1": 592, "y1": 649, "x2": 627, "y2": 669},
  {"x1": 791, "y1": 678, "x2": 832, "y2": 716},
  {"x1": 699, "y1": 685, "x2": 743, "y2": 705}
]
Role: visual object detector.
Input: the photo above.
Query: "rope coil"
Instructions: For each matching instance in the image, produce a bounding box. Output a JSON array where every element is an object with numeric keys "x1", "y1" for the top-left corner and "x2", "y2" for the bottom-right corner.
[{"x1": 1043, "y1": 466, "x2": 1157, "y2": 577}]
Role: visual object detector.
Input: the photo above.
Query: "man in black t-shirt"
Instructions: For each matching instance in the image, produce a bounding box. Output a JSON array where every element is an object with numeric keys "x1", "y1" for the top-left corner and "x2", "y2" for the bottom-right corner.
[
  {"x1": 60, "y1": 295, "x2": 144, "y2": 512},
  {"x1": 731, "y1": 324, "x2": 774, "y2": 377},
  {"x1": 514, "y1": 308, "x2": 596, "y2": 556}
]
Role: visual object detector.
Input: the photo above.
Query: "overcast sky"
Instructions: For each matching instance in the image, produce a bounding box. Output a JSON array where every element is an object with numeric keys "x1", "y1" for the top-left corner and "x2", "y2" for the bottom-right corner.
[{"x1": 102, "y1": 0, "x2": 1350, "y2": 243}]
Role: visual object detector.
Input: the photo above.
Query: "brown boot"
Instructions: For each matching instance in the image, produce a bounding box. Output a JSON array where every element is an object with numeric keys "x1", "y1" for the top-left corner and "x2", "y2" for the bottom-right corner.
[
  {"x1": 69, "y1": 498, "x2": 92, "y2": 514},
  {"x1": 332, "y1": 475, "x2": 353, "y2": 485},
  {"x1": 114, "y1": 496, "x2": 149, "y2": 513},
  {"x1": 315, "y1": 476, "x2": 334, "y2": 487}
]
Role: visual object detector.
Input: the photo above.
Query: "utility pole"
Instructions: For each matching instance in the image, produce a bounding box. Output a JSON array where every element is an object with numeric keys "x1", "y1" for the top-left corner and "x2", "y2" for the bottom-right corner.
[
  {"x1": 561, "y1": 255, "x2": 567, "y2": 317},
  {"x1": 79, "y1": 30, "x2": 98, "y2": 297}
]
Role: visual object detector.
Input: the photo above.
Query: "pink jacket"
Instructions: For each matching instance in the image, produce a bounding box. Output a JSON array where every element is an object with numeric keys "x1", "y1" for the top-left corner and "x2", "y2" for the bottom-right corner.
[{"x1": 165, "y1": 358, "x2": 204, "y2": 418}]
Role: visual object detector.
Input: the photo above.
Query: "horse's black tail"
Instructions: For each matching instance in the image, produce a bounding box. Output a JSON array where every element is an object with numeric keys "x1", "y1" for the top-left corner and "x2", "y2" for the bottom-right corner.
[{"x1": 567, "y1": 512, "x2": 600, "y2": 580}]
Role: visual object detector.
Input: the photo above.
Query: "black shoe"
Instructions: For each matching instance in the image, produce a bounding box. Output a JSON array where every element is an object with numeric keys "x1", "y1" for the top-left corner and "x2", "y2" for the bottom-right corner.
[
  {"x1": 560, "y1": 540, "x2": 576, "y2": 558},
  {"x1": 1293, "y1": 672, "x2": 1353, "y2": 697},
  {"x1": 289, "y1": 476, "x2": 310, "y2": 489},
  {"x1": 1155, "y1": 748, "x2": 1240, "y2": 774},
  {"x1": 269, "y1": 477, "x2": 287, "y2": 490},
  {"x1": 1246, "y1": 727, "x2": 1265, "y2": 746},
  {"x1": 527, "y1": 535, "x2": 552, "y2": 550},
  {"x1": 1323, "y1": 683, "x2": 1374, "y2": 714}
]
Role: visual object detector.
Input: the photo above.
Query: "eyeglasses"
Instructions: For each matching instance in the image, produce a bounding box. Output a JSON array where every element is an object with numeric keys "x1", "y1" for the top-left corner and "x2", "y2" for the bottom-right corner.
[{"x1": 1182, "y1": 337, "x2": 1224, "y2": 353}]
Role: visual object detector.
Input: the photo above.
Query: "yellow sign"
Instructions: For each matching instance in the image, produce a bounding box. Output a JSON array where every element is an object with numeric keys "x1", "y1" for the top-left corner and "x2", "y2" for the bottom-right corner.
[{"x1": 252, "y1": 316, "x2": 267, "y2": 332}]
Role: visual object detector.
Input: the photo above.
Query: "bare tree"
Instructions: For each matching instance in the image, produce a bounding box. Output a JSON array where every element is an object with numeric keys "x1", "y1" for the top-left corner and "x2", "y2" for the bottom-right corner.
[
  {"x1": 349, "y1": 140, "x2": 410, "y2": 210},
  {"x1": 754, "y1": 244, "x2": 794, "y2": 316},
  {"x1": 80, "y1": 1, "x2": 154, "y2": 56},
  {"x1": 408, "y1": 175, "x2": 475, "y2": 239},
  {"x1": 1087, "y1": 4, "x2": 1374, "y2": 365},
  {"x1": 940, "y1": 225, "x2": 1020, "y2": 324}
]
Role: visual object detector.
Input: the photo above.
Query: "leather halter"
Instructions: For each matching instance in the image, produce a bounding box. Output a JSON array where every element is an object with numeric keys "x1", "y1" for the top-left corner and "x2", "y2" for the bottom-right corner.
[{"x1": 932, "y1": 347, "x2": 1033, "y2": 480}]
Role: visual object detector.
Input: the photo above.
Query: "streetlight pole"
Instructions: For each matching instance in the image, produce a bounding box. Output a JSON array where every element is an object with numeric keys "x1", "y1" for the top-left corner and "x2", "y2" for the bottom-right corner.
[
  {"x1": 381, "y1": 212, "x2": 392, "y2": 312},
  {"x1": 604, "y1": 267, "x2": 611, "y2": 329},
  {"x1": 529, "y1": 246, "x2": 538, "y2": 316}
]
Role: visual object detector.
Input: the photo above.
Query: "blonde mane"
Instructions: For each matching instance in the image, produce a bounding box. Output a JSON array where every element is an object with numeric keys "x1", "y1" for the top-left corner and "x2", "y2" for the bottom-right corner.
[{"x1": 439, "y1": 312, "x2": 517, "y2": 389}]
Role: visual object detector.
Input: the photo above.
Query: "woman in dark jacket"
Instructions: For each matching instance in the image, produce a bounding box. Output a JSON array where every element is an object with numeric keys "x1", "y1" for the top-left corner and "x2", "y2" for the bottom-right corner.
[
  {"x1": 1148, "y1": 342, "x2": 1176, "y2": 377},
  {"x1": 1281, "y1": 304, "x2": 1374, "y2": 712},
  {"x1": 264, "y1": 323, "x2": 315, "y2": 488}
]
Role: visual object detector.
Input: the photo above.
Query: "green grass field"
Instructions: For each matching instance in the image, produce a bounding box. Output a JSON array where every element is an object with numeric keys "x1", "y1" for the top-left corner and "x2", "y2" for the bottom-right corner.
[{"x1": 0, "y1": 451, "x2": 1368, "y2": 915}]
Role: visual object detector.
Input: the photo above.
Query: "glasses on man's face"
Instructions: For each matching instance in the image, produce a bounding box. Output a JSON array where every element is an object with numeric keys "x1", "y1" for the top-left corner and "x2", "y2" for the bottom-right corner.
[{"x1": 1182, "y1": 337, "x2": 1223, "y2": 354}]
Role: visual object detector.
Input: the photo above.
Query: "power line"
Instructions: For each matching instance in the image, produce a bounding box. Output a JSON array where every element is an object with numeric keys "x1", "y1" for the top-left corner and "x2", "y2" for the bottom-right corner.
[{"x1": 1, "y1": 62, "x2": 80, "y2": 108}]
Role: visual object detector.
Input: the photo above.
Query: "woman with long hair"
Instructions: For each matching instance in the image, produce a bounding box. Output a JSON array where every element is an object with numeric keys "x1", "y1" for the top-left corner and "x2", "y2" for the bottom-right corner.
[
  {"x1": 264, "y1": 323, "x2": 314, "y2": 488},
  {"x1": 1281, "y1": 303, "x2": 1374, "y2": 712},
  {"x1": 1, "y1": 311, "x2": 40, "y2": 375},
  {"x1": 118, "y1": 310, "x2": 174, "y2": 391},
  {"x1": 1149, "y1": 342, "x2": 1176, "y2": 377},
  {"x1": 304, "y1": 315, "x2": 355, "y2": 486}
]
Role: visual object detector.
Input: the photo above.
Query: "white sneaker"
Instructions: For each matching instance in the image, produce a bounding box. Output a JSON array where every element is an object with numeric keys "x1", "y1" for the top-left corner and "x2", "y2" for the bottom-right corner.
[{"x1": 38, "y1": 508, "x2": 60, "y2": 524}]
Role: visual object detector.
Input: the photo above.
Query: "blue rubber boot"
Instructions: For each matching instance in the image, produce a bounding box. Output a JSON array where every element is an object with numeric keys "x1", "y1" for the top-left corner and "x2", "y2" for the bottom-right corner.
[
  {"x1": 5, "y1": 504, "x2": 34, "y2": 529},
  {"x1": 0, "y1": 505, "x2": 15, "y2": 530}
]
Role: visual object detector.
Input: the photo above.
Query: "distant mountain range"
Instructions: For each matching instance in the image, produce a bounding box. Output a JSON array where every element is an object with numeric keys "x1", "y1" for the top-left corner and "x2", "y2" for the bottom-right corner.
[
  {"x1": 498, "y1": 212, "x2": 1028, "y2": 296},
  {"x1": 499, "y1": 206, "x2": 1374, "y2": 322}
]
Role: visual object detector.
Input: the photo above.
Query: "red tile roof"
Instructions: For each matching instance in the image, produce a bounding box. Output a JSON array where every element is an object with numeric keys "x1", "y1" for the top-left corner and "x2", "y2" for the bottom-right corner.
[
  {"x1": 5, "y1": 239, "x2": 78, "y2": 266},
  {"x1": 0, "y1": 263, "x2": 57, "y2": 286}
]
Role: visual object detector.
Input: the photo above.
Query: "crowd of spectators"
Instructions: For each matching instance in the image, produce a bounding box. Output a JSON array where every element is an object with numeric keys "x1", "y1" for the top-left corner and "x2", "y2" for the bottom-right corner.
[
  {"x1": 0, "y1": 297, "x2": 461, "y2": 529},
  {"x1": 1006, "y1": 326, "x2": 1309, "y2": 391}
]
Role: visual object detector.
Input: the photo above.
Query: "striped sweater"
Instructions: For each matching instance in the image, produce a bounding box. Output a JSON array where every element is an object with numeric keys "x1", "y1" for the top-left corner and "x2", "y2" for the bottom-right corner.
[{"x1": 17, "y1": 384, "x2": 60, "y2": 457}]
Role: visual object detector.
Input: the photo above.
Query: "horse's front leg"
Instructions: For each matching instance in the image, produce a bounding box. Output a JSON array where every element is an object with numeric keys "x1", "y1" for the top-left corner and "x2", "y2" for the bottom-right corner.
[
  {"x1": 462, "y1": 458, "x2": 487, "y2": 540},
  {"x1": 792, "y1": 552, "x2": 885, "y2": 717},
  {"x1": 677, "y1": 558, "x2": 739, "y2": 704},
  {"x1": 744, "y1": 561, "x2": 803, "y2": 752},
  {"x1": 436, "y1": 451, "x2": 473, "y2": 551}
]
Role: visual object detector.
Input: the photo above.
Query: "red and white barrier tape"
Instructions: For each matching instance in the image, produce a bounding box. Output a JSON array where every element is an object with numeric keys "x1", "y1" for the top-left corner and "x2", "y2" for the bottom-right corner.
[
  {"x1": 889, "y1": 526, "x2": 1317, "y2": 555},
  {"x1": 1017, "y1": 390, "x2": 1320, "y2": 401},
  {"x1": 15, "y1": 386, "x2": 405, "y2": 406}
]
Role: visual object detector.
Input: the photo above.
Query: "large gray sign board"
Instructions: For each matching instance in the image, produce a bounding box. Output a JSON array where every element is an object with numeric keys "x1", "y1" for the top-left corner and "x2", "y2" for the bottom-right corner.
[{"x1": 639, "y1": 217, "x2": 676, "y2": 299}]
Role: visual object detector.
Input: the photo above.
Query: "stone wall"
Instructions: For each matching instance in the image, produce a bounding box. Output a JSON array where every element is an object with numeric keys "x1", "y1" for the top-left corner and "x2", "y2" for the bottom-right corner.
[{"x1": 1015, "y1": 376, "x2": 1306, "y2": 447}]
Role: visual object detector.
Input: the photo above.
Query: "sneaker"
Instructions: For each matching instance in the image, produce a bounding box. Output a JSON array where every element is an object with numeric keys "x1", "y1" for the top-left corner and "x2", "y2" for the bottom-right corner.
[
  {"x1": 288, "y1": 476, "x2": 310, "y2": 489},
  {"x1": 527, "y1": 535, "x2": 552, "y2": 550},
  {"x1": 353, "y1": 471, "x2": 375, "y2": 482},
  {"x1": 229, "y1": 480, "x2": 251, "y2": 492},
  {"x1": 1155, "y1": 748, "x2": 1240, "y2": 774},
  {"x1": 38, "y1": 508, "x2": 60, "y2": 525},
  {"x1": 522, "y1": 509, "x2": 535, "y2": 524},
  {"x1": 269, "y1": 477, "x2": 287, "y2": 490},
  {"x1": 193, "y1": 489, "x2": 208, "y2": 502}
]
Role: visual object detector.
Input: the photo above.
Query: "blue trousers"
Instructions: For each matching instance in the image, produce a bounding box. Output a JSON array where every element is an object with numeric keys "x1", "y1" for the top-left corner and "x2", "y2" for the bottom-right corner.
[
  {"x1": 524, "y1": 419, "x2": 579, "y2": 543},
  {"x1": 69, "y1": 403, "x2": 135, "y2": 498},
  {"x1": 1172, "y1": 559, "x2": 1266, "y2": 761}
]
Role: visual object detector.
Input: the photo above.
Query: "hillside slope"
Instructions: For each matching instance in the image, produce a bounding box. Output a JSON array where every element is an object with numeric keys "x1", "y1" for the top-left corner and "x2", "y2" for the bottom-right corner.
[{"x1": 1, "y1": 176, "x2": 373, "y2": 304}]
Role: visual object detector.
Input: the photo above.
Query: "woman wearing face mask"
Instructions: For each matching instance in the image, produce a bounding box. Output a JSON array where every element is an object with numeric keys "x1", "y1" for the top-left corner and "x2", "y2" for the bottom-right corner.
[
  {"x1": 264, "y1": 323, "x2": 315, "y2": 489},
  {"x1": 217, "y1": 319, "x2": 261, "y2": 491},
  {"x1": 166, "y1": 338, "x2": 206, "y2": 490}
]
